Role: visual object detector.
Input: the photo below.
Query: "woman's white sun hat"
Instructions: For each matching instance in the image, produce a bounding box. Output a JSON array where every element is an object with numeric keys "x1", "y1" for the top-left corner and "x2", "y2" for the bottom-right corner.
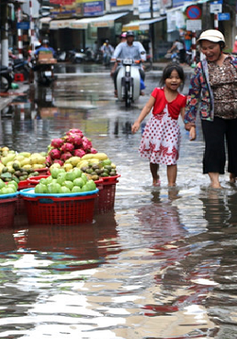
[{"x1": 197, "y1": 29, "x2": 225, "y2": 46}]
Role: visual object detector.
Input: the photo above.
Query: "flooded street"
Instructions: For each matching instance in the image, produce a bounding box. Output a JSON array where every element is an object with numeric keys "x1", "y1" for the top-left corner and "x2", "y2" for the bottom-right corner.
[{"x1": 0, "y1": 64, "x2": 237, "y2": 338}]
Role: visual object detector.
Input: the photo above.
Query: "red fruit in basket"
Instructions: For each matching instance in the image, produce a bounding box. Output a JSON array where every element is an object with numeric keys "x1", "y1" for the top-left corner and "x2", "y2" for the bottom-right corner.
[
  {"x1": 61, "y1": 142, "x2": 74, "y2": 153},
  {"x1": 53, "y1": 159, "x2": 64, "y2": 166},
  {"x1": 49, "y1": 148, "x2": 61, "y2": 160},
  {"x1": 66, "y1": 129, "x2": 83, "y2": 136},
  {"x1": 66, "y1": 133, "x2": 82, "y2": 146},
  {"x1": 82, "y1": 137, "x2": 92, "y2": 151},
  {"x1": 90, "y1": 147, "x2": 97, "y2": 154},
  {"x1": 73, "y1": 149, "x2": 86, "y2": 157},
  {"x1": 51, "y1": 138, "x2": 64, "y2": 148},
  {"x1": 61, "y1": 152, "x2": 72, "y2": 162},
  {"x1": 45, "y1": 155, "x2": 53, "y2": 166}
]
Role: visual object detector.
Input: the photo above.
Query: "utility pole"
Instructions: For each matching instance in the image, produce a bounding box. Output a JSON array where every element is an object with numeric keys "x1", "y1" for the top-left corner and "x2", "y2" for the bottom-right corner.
[{"x1": 0, "y1": 1, "x2": 9, "y2": 66}]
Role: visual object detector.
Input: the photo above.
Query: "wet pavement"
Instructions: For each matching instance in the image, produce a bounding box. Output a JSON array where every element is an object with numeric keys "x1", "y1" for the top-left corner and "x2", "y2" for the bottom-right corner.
[{"x1": 0, "y1": 63, "x2": 237, "y2": 338}]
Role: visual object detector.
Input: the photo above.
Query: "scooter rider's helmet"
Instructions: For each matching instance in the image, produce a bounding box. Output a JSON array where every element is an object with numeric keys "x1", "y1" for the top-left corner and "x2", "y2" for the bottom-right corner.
[
  {"x1": 120, "y1": 32, "x2": 127, "y2": 38},
  {"x1": 197, "y1": 29, "x2": 225, "y2": 49},
  {"x1": 126, "y1": 30, "x2": 135, "y2": 37},
  {"x1": 42, "y1": 39, "x2": 49, "y2": 45}
]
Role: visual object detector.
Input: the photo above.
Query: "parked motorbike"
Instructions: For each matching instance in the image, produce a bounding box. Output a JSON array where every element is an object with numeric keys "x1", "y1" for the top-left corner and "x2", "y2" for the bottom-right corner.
[
  {"x1": 56, "y1": 48, "x2": 67, "y2": 62},
  {"x1": 116, "y1": 58, "x2": 142, "y2": 108},
  {"x1": 0, "y1": 65, "x2": 14, "y2": 92},
  {"x1": 68, "y1": 48, "x2": 94, "y2": 63}
]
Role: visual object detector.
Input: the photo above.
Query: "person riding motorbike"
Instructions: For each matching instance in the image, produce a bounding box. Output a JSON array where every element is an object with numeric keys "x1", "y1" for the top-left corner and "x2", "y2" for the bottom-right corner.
[
  {"x1": 110, "y1": 30, "x2": 146, "y2": 97},
  {"x1": 100, "y1": 40, "x2": 114, "y2": 66},
  {"x1": 32, "y1": 39, "x2": 57, "y2": 83}
]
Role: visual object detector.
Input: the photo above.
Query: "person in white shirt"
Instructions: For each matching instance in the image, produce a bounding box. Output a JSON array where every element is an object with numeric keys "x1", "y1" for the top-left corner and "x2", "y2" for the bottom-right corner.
[
  {"x1": 168, "y1": 39, "x2": 186, "y2": 64},
  {"x1": 110, "y1": 30, "x2": 146, "y2": 96}
]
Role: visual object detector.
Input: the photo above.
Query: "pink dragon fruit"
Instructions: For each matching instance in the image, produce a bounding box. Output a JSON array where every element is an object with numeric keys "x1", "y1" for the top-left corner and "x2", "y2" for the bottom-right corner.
[
  {"x1": 90, "y1": 147, "x2": 97, "y2": 154},
  {"x1": 66, "y1": 129, "x2": 83, "y2": 137},
  {"x1": 61, "y1": 152, "x2": 72, "y2": 162},
  {"x1": 53, "y1": 159, "x2": 64, "y2": 166},
  {"x1": 61, "y1": 142, "x2": 75, "y2": 153},
  {"x1": 66, "y1": 133, "x2": 82, "y2": 146},
  {"x1": 51, "y1": 138, "x2": 64, "y2": 148},
  {"x1": 82, "y1": 137, "x2": 92, "y2": 151},
  {"x1": 49, "y1": 148, "x2": 62, "y2": 160},
  {"x1": 45, "y1": 155, "x2": 53, "y2": 167},
  {"x1": 73, "y1": 149, "x2": 86, "y2": 158}
]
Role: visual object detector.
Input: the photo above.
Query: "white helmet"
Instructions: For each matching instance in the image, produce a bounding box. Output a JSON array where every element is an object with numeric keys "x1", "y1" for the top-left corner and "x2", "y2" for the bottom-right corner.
[
  {"x1": 197, "y1": 29, "x2": 225, "y2": 47},
  {"x1": 235, "y1": 35, "x2": 237, "y2": 40}
]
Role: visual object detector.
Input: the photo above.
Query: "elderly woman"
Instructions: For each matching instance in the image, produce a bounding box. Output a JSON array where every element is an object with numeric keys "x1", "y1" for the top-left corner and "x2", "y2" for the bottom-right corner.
[{"x1": 184, "y1": 29, "x2": 237, "y2": 188}]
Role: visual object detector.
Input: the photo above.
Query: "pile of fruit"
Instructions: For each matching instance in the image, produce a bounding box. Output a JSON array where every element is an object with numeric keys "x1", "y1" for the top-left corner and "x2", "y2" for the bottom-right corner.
[
  {"x1": 34, "y1": 167, "x2": 96, "y2": 194},
  {"x1": 0, "y1": 148, "x2": 47, "y2": 183},
  {"x1": 0, "y1": 178, "x2": 18, "y2": 195},
  {"x1": 46, "y1": 128, "x2": 98, "y2": 167},
  {"x1": 0, "y1": 128, "x2": 119, "y2": 188}
]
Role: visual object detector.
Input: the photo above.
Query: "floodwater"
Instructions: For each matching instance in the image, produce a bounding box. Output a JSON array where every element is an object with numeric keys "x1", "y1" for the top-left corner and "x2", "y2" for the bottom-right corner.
[{"x1": 0, "y1": 64, "x2": 237, "y2": 338}]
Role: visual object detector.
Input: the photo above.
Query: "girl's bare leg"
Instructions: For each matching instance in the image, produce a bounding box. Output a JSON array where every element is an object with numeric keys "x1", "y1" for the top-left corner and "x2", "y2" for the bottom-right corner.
[
  {"x1": 150, "y1": 163, "x2": 160, "y2": 186},
  {"x1": 208, "y1": 172, "x2": 222, "y2": 188},
  {"x1": 167, "y1": 165, "x2": 177, "y2": 187}
]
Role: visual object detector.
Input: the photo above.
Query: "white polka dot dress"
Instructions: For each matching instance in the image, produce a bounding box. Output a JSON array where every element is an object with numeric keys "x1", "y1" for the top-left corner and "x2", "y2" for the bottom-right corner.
[{"x1": 139, "y1": 105, "x2": 181, "y2": 165}]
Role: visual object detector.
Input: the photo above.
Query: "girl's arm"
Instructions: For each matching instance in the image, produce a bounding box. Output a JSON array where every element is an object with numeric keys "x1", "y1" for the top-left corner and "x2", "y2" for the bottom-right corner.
[{"x1": 131, "y1": 96, "x2": 155, "y2": 133}]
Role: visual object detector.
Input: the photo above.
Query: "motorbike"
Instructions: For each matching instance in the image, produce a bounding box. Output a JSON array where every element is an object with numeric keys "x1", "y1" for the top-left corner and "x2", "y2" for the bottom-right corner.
[
  {"x1": 68, "y1": 48, "x2": 94, "y2": 63},
  {"x1": 116, "y1": 58, "x2": 143, "y2": 108},
  {"x1": 36, "y1": 63, "x2": 55, "y2": 85},
  {"x1": 0, "y1": 65, "x2": 14, "y2": 92}
]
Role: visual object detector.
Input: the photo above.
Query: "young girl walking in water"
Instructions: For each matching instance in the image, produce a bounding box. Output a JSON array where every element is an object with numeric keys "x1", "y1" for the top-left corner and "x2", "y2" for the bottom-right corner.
[{"x1": 132, "y1": 63, "x2": 195, "y2": 187}]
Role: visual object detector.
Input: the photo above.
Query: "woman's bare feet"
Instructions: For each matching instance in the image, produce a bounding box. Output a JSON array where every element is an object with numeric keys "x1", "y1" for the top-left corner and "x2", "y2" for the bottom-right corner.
[{"x1": 229, "y1": 173, "x2": 236, "y2": 183}]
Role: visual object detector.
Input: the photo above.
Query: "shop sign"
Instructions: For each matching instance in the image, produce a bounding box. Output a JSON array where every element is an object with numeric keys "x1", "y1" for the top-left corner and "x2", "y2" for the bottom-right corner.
[
  {"x1": 83, "y1": 1, "x2": 104, "y2": 16},
  {"x1": 218, "y1": 13, "x2": 230, "y2": 21}
]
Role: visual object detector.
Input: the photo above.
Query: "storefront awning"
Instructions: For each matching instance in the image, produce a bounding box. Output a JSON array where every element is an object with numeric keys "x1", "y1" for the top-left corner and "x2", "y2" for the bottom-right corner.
[
  {"x1": 70, "y1": 18, "x2": 91, "y2": 29},
  {"x1": 50, "y1": 19, "x2": 75, "y2": 29},
  {"x1": 89, "y1": 12, "x2": 128, "y2": 28},
  {"x1": 39, "y1": 16, "x2": 52, "y2": 29},
  {"x1": 122, "y1": 17, "x2": 166, "y2": 31}
]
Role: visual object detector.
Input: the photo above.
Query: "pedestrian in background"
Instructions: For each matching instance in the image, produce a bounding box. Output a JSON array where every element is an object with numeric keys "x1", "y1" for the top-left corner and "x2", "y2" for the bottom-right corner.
[
  {"x1": 132, "y1": 63, "x2": 195, "y2": 187},
  {"x1": 184, "y1": 29, "x2": 237, "y2": 188},
  {"x1": 168, "y1": 39, "x2": 186, "y2": 64}
]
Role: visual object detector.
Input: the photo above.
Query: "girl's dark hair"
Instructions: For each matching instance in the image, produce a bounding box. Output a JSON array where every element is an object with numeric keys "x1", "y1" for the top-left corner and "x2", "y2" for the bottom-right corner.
[{"x1": 160, "y1": 63, "x2": 185, "y2": 90}]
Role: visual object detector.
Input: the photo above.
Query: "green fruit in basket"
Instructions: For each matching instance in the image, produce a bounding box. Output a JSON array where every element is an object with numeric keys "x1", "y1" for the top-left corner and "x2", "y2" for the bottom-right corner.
[
  {"x1": 73, "y1": 177, "x2": 84, "y2": 188},
  {"x1": 64, "y1": 180, "x2": 74, "y2": 191},
  {"x1": 61, "y1": 186, "x2": 71, "y2": 194},
  {"x1": 102, "y1": 159, "x2": 111, "y2": 166},
  {"x1": 48, "y1": 183, "x2": 62, "y2": 194},
  {"x1": 51, "y1": 167, "x2": 65, "y2": 179},
  {"x1": 65, "y1": 171, "x2": 77, "y2": 182},
  {"x1": 0, "y1": 187, "x2": 14, "y2": 194},
  {"x1": 73, "y1": 168, "x2": 82, "y2": 178},
  {"x1": 81, "y1": 173, "x2": 88, "y2": 183},
  {"x1": 71, "y1": 186, "x2": 82, "y2": 193},
  {"x1": 87, "y1": 179, "x2": 96, "y2": 191},
  {"x1": 0, "y1": 179, "x2": 5, "y2": 189},
  {"x1": 56, "y1": 172, "x2": 66, "y2": 185},
  {"x1": 8, "y1": 180, "x2": 18, "y2": 189},
  {"x1": 35, "y1": 183, "x2": 47, "y2": 194},
  {"x1": 45, "y1": 176, "x2": 53, "y2": 184}
]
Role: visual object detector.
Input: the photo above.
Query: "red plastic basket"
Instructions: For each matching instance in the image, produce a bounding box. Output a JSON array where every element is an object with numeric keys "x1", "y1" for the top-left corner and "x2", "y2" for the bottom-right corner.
[
  {"x1": 27, "y1": 175, "x2": 50, "y2": 185},
  {"x1": 16, "y1": 181, "x2": 35, "y2": 215},
  {"x1": 22, "y1": 194, "x2": 97, "y2": 225},
  {"x1": 0, "y1": 197, "x2": 18, "y2": 227},
  {"x1": 34, "y1": 168, "x2": 50, "y2": 175},
  {"x1": 95, "y1": 176, "x2": 119, "y2": 214}
]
